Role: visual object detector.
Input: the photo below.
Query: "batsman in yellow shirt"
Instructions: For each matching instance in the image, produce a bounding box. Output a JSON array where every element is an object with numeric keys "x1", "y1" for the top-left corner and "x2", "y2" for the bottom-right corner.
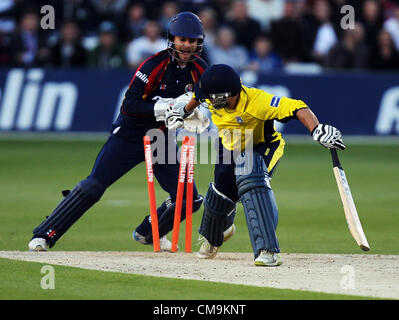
[{"x1": 165, "y1": 64, "x2": 345, "y2": 266}]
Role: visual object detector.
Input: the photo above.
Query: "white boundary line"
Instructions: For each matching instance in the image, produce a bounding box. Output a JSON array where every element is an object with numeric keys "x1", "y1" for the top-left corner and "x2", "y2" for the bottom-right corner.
[{"x1": 0, "y1": 132, "x2": 398, "y2": 145}]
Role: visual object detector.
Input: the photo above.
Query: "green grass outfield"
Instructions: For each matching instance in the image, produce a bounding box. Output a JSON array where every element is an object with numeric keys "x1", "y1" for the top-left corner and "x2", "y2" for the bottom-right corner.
[
  {"x1": 0, "y1": 136, "x2": 398, "y2": 300},
  {"x1": 0, "y1": 257, "x2": 372, "y2": 300}
]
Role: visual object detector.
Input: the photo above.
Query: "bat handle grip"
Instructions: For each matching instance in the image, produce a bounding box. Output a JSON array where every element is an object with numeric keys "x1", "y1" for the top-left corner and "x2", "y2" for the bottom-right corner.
[{"x1": 330, "y1": 148, "x2": 342, "y2": 169}]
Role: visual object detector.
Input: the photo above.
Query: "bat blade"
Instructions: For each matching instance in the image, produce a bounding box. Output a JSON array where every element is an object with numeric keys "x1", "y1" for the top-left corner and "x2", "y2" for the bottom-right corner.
[{"x1": 330, "y1": 149, "x2": 370, "y2": 251}]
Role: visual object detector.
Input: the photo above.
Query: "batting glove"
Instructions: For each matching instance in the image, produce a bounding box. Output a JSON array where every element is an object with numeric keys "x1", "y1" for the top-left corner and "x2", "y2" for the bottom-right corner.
[{"x1": 312, "y1": 124, "x2": 346, "y2": 150}]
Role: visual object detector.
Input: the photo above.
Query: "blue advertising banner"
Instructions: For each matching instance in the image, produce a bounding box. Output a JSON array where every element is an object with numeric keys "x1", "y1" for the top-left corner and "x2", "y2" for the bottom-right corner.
[
  {"x1": 0, "y1": 68, "x2": 398, "y2": 135},
  {"x1": 0, "y1": 68, "x2": 130, "y2": 133},
  {"x1": 248, "y1": 71, "x2": 399, "y2": 136}
]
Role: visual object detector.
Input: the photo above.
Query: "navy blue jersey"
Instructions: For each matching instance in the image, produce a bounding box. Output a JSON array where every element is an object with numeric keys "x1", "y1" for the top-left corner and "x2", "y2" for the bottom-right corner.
[{"x1": 114, "y1": 50, "x2": 207, "y2": 135}]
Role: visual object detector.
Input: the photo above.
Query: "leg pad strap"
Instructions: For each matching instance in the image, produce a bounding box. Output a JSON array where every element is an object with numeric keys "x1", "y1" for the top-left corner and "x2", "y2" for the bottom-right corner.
[{"x1": 199, "y1": 183, "x2": 236, "y2": 247}]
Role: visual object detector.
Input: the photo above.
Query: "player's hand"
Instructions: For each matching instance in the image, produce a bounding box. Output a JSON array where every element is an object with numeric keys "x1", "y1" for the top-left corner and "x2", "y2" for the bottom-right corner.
[
  {"x1": 164, "y1": 92, "x2": 194, "y2": 130},
  {"x1": 166, "y1": 92, "x2": 193, "y2": 119},
  {"x1": 153, "y1": 97, "x2": 173, "y2": 121},
  {"x1": 183, "y1": 108, "x2": 210, "y2": 134},
  {"x1": 153, "y1": 92, "x2": 193, "y2": 122},
  {"x1": 165, "y1": 109, "x2": 184, "y2": 130},
  {"x1": 312, "y1": 124, "x2": 346, "y2": 150}
]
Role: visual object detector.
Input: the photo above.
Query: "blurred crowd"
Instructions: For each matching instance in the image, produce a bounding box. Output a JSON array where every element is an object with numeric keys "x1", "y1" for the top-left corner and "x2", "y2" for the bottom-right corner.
[{"x1": 1, "y1": 0, "x2": 399, "y2": 72}]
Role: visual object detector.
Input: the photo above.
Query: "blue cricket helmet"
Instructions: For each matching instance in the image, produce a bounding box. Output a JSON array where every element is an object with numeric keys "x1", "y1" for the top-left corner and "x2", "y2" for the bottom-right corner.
[
  {"x1": 194, "y1": 64, "x2": 242, "y2": 109},
  {"x1": 167, "y1": 11, "x2": 204, "y2": 58},
  {"x1": 168, "y1": 11, "x2": 204, "y2": 40}
]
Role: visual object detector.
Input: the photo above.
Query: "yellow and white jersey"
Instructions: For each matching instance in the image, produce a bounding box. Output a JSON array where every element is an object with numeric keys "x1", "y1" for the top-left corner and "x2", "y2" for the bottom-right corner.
[{"x1": 205, "y1": 86, "x2": 308, "y2": 151}]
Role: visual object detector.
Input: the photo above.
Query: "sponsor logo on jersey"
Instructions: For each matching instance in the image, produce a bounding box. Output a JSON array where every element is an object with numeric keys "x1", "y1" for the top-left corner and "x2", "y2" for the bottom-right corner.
[
  {"x1": 185, "y1": 84, "x2": 193, "y2": 92},
  {"x1": 136, "y1": 70, "x2": 149, "y2": 84},
  {"x1": 270, "y1": 96, "x2": 281, "y2": 107},
  {"x1": 236, "y1": 116, "x2": 244, "y2": 124}
]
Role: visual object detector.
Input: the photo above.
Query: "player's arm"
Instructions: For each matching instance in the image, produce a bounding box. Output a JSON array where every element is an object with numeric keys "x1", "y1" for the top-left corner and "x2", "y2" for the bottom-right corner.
[
  {"x1": 164, "y1": 56, "x2": 208, "y2": 128},
  {"x1": 185, "y1": 97, "x2": 201, "y2": 113},
  {"x1": 164, "y1": 95, "x2": 210, "y2": 132},
  {"x1": 253, "y1": 93, "x2": 345, "y2": 150},
  {"x1": 164, "y1": 94, "x2": 203, "y2": 130},
  {"x1": 121, "y1": 55, "x2": 194, "y2": 122},
  {"x1": 296, "y1": 108, "x2": 319, "y2": 133},
  {"x1": 120, "y1": 59, "x2": 159, "y2": 117},
  {"x1": 296, "y1": 107, "x2": 345, "y2": 150}
]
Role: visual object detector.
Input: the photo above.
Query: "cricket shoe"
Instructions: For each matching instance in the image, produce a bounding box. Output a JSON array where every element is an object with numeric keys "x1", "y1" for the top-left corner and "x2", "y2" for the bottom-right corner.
[
  {"x1": 254, "y1": 250, "x2": 282, "y2": 267},
  {"x1": 197, "y1": 224, "x2": 236, "y2": 259},
  {"x1": 132, "y1": 230, "x2": 175, "y2": 251},
  {"x1": 28, "y1": 238, "x2": 49, "y2": 252}
]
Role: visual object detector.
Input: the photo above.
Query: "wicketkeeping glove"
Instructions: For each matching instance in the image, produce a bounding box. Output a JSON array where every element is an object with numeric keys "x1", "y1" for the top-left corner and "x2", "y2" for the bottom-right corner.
[
  {"x1": 312, "y1": 124, "x2": 346, "y2": 150},
  {"x1": 153, "y1": 97, "x2": 173, "y2": 121},
  {"x1": 183, "y1": 108, "x2": 210, "y2": 134},
  {"x1": 165, "y1": 108, "x2": 185, "y2": 130},
  {"x1": 154, "y1": 92, "x2": 193, "y2": 122},
  {"x1": 164, "y1": 92, "x2": 194, "y2": 130}
]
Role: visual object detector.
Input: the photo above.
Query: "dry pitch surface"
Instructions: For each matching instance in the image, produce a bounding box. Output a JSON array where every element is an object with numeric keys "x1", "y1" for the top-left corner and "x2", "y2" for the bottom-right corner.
[{"x1": 0, "y1": 251, "x2": 398, "y2": 299}]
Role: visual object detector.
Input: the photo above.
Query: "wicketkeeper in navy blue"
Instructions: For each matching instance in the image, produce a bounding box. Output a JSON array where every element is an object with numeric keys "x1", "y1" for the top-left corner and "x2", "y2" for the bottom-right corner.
[{"x1": 29, "y1": 12, "x2": 208, "y2": 252}]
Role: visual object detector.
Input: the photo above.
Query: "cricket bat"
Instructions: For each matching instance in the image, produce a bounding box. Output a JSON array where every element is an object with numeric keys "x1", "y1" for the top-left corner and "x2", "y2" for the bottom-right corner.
[{"x1": 330, "y1": 149, "x2": 370, "y2": 251}]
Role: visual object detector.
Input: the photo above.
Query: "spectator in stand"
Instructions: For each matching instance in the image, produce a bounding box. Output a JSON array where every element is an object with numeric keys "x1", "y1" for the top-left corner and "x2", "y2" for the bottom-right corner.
[
  {"x1": 360, "y1": 0, "x2": 384, "y2": 53},
  {"x1": 119, "y1": 2, "x2": 148, "y2": 43},
  {"x1": 270, "y1": 0, "x2": 308, "y2": 63},
  {"x1": 51, "y1": 0, "x2": 98, "y2": 35},
  {"x1": 88, "y1": 20, "x2": 126, "y2": 69},
  {"x1": 0, "y1": 0, "x2": 21, "y2": 65},
  {"x1": 180, "y1": 0, "x2": 213, "y2": 14},
  {"x1": 246, "y1": 33, "x2": 283, "y2": 72},
  {"x1": 246, "y1": 0, "x2": 285, "y2": 31},
  {"x1": 126, "y1": 20, "x2": 167, "y2": 70},
  {"x1": 158, "y1": 1, "x2": 180, "y2": 36},
  {"x1": 325, "y1": 22, "x2": 369, "y2": 70},
  {"x1": 224, "y1": 0, "x2": 261, "y2": 51},
  {"x1": 198, "y1": 7, "x2": 219, "y2": 64},
  {"x1": 207, "y1": 25, "x2": 248, "y2": 70},
  {"x1": 198, "y1": 7, "x2": 218, "y2": 47},
  {"x1": 326, "y1": 0, "x2": 362, "y2": 38},
  {"x1": 384, "y1": 6, "x2": 399, "y2": 51},
  {"x1": 368, "y1": 29, "x2": 399, "y2": 70},
  {"x1": 9, "y1": 9, "x2": 50, "y2": 67},
  {"x1": 311, "y1": 0, "x2": 337, "y2": 65},
  {"x1": 208, "y1": 0, "x2": 232, "y2": 17},
  {"x1": 91, "y1": 0, "x2": 130, "y2": 25},
  {"x1": 0, "y1": 0, "x2": 19, "y2": 34},
  {"x1": 49, "y1": 20, "x2": 87, "y2": 68},
  {"x1": 0, "y1": 30, "x2": 12, "y2": 65}
]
